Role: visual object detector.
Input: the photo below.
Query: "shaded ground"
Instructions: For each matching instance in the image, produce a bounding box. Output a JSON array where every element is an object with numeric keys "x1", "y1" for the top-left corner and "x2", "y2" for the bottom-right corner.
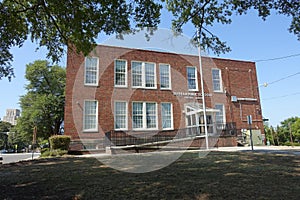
[{"x1": 0, "y1": 151, "x2": 299, "y2": 200}]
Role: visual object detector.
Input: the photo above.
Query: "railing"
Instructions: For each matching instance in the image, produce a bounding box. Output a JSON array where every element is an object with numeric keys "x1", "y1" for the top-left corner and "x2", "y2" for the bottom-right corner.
[{"x1": 105, "y1": 123, "x2": 237, "y2": 147}]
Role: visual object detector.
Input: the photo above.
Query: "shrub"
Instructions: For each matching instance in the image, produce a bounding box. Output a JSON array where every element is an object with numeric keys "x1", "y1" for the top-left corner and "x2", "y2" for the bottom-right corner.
[
  {"x1": 49, "y1": 135, "x2": 71, "y2": 150},
  {"x1": 284, "y1": 141, "x2": 300, "y2": 146},
  {"x1": 41, "y1": 148, "x2": 50, "y2": 154},
  {"x1": 41, "y1": 149, "x2": 68, "y2": 158}
]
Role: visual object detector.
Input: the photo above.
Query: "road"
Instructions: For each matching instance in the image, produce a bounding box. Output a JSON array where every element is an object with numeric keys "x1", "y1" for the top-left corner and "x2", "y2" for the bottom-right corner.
[{"x1": 0, "y1": 153, "x2": 41, "y2": 164}]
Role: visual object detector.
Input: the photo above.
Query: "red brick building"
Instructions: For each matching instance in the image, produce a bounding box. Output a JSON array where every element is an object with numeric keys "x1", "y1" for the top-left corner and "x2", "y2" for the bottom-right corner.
[{"x1": 65, "y1": 45, "x2": 264, "y2": 152}]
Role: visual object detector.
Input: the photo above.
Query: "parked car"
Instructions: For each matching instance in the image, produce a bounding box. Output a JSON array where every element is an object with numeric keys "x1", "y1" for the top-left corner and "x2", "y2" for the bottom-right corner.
[{"x1": 0, "y1": 149, "x2": 8, "y2": 154}]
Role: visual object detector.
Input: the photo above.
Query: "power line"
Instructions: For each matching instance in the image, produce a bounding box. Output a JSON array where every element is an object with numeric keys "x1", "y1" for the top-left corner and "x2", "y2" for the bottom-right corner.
[
  {"x1": 260, "y1": 71, "x2": 300, "y2": 87},
  {"x1": 262, "y1": 91, "x2": 300, "y2": 101},
  {"x1": 254, "y1": 53, "x2": 300, "y2": 62}
]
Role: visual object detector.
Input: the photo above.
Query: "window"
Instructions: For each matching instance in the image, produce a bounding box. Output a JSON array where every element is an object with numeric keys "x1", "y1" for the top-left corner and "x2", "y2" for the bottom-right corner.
[
  {"x1": 83, "y1": 100, "x2": 98, "y2": 132},
  {"x1": 187, "y1": 67, "x2": 198, "y2": 91},
  {"x1": 114, "y1": 60, "x2": 127, "y2": 87},
  {"x1": 132, "y1": 61, "x2": 156, "y2": 89},
  {"x1": 161, "y1": 103, "x2": 173, "y2": 130},
  {"x1": 159, "y1": 64, "x2": 171, "y2": 89},
  {"x1": 84, "y1": 57, "x2": 99, "y2": 86},
  {"x1": 215, "y1": 104, "x2": 225, "y2": 124},
  {"x1": 132, "y1": 102, "x2": 157, "y2": 130},
  {"x1": 114, "y1": 101, "x2": 128, "y2": 130},
  {"x1": 212, "y1": 68, "x2": 222, "y2": 92}
]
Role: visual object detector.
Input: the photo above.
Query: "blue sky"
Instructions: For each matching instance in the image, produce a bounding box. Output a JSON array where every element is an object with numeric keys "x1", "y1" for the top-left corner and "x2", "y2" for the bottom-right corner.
[{"x1": 0, "y1": 8, "x2": 299, "y2": 127}]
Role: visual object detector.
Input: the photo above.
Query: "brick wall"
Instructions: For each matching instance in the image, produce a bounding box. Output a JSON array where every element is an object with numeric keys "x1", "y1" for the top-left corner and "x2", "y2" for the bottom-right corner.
[{"x1": 65, "y1": 45, "x2": 263, "y2": 150}]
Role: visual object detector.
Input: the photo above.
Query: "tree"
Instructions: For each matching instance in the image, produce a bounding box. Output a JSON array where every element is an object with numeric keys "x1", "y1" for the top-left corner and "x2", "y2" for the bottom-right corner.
[
  {"x1": 0, "y1": 121, "x2": 12, "y2": 149},
  {"x1": 0, "y1": 0, "x2": 162, "y2": 80},
  {"x1": 1, "y1": 0, "x2": 300, "y2": 80},
  {"x1": 15, "y1": 60, "x2": 65, "y2": 143},
  {"x1": 276, "y1": 117, "x2": 300, "y2": 145},
  {"x1": 165, "y1": 0, "x2": 300, "y2": 54},
  {"x1": 0, "y1": 121, "x2": 12, "y2": 132}
]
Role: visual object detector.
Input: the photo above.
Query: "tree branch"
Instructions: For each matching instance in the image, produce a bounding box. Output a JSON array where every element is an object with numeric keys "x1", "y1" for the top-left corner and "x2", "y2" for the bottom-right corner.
[{"x1": 40, "y1": 0, "x2": 69, "y2": 45}]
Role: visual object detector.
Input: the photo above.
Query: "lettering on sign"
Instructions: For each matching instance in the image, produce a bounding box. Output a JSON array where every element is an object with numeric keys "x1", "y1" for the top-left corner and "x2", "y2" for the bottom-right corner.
[{"x1": 172, "y1": 92, "x2": 212, "y2": 99}]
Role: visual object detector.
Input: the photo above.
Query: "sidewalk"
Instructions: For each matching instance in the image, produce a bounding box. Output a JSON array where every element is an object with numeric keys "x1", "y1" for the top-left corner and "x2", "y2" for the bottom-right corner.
[
  {"x1": 213, "y1": 145, "x2": 300, "y2": 155},
  {"x1": 76, "y1": 145, "x2": 300, "y2": 158}
]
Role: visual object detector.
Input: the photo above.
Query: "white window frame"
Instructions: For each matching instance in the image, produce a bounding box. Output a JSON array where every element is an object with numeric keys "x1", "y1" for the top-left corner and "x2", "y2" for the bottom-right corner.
[
  {"x1": 114, "y1": 59, "x2": 128, "y2": 87},
  {"x1": 132, "y1": 102, "x2": 158, "y2": 130},
  {"x1": 84, "y1": 57, "x2": 99, "y2": 86},
  {"x1": 159, "y1": 63, "x2": 171, "y2": 90},
  {"x1": 114, "y1": 101, "x2": 128, "y2": 130},
  {"x1": 186, "y1": 66, "x2": 198, "y2": 91},
  {"x1": 215, "y1": 103, "x2": 226, "y2": 124},
  {"x1": 131, "y1": 61, "x2": 157, "y2": 89},
  {"x1": 161, "y1": 102, "x2": 174, "y2": 130},
  {"x1": 212, "y1": 68, "x2": 223, "y2": 92},
  {"x1": 83, "y1": 100, "x2": 98, "y2": 132}
]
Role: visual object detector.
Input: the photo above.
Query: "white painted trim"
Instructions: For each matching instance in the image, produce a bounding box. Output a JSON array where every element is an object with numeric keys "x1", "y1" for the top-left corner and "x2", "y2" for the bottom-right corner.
[
  {"x1": 114, "y1": 101, "x2": 128, "y2": 130},
  {"x1": 159, "y1": 63, "x2": 172, "y2": 90},
  {"x1": 132, "y1": 101, "x2": 158, "y2": 130},
  {"x1": 114, "y1": 59, "x2": 128, "y2": 88},
  {"x1": 161, "y1": 102, "x2": 174, "y2": 130},
  {"x1": 83, "y1": 100, "x2": 98, "y2": 132},
  {"x1": 212, "y1": 68, "x2": 223, "y2": 92},
  {"x1": 84, "y1": 57, "x2": 99, "y2": 86},
  {"x1": 186, "y1": 66, "x2": 198, "y2": 91},
  {"x1": 131, "y1": 60, "x2": 157, "y2": 89}
]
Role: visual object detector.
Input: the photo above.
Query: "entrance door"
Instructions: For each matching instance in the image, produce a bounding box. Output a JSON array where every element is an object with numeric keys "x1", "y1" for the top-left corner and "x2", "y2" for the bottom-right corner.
[{"x1": 198, "y1": 115, "x2": 214, "y2": 134}]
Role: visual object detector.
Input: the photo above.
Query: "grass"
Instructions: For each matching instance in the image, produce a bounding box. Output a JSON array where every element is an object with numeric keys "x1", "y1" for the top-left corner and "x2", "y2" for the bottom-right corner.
[{"x1": 0, "y1": 151, "x2": 299, "y2": 200}]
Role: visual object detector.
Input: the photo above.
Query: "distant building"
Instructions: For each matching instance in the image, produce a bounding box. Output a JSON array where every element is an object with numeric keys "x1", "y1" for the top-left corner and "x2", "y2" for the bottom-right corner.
[{"x1": 2, "y1": 109, "x2": 20, "y2": 125}]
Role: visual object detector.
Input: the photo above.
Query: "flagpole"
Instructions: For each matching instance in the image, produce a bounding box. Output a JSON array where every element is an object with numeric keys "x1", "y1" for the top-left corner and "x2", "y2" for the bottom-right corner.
[{"x1": 197, "y1": 29, "x2": 209, "y2": 150}]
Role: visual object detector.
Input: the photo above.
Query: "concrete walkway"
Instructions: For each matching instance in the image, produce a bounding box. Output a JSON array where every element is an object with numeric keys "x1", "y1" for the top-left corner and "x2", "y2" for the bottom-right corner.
[
  {"x1": 212, "y1": 145, "x2": 300, "y2": 155},
  {"x1": 76, "y1": 145, "x2": 300, "y2": 158}
]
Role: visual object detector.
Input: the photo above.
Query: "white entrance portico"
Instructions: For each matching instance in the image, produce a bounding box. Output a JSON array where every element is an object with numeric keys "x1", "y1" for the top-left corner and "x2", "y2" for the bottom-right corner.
[{"x1": 184, "y1": 102, "x2": 220, "y2": 136}]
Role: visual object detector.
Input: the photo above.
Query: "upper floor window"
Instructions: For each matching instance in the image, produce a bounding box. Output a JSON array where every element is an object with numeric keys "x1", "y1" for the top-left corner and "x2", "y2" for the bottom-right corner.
[
  {"x1": 132, "y1": 102, "x2": 157, "y2": 130},
  {"x1": 212, "y1": 68, "x2": 222, "y2": 92},
  {"x1": 159, "y1": 64, "x2": 171, "y2": 90},
  {"x1": 114, "y1": 59, "x2": 127, "y2": 87},
  {"x1": 84, "y1": 57, "x2": 99, "y2": 86},
  {"x1": 132, "y1": 61, "x2": 156, "y2": 89},
  {"x1": 187, "y1": 66, "x2": 198, "y2": 91},
  {"x1": 83, "y1": 100, "x2": 98, "y2": 132},
  {"x1": 215, "y1": 104, "x2": 225, "y2": 124},
  {"x1": 161, "y1": 103, "x2": 173, "y2": 130}
]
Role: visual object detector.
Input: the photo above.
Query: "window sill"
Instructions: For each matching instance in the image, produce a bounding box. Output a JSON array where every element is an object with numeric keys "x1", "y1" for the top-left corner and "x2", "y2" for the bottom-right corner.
[
  {"x1": 82, "y1": 130, "x2": 99, "y2": 133},
  {"x1": 114, "y1": 85, "x2": 128, "y2": 88}
]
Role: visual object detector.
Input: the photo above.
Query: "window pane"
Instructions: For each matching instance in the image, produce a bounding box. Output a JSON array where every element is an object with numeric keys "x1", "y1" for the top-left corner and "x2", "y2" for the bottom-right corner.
[
  {"x1": 161, "y1": 103, "x2": 172, "y2": 129},
  {"x1": 84, "y1": 101, "x2": 97, "y2": 131},
  {"x1": 215, "y1": 104, "x2": 224, "y2": 123},
  {"x1": 187, "y1": 67, "x2": 197, "y2": 90},
  {"x1": 115, "y1": 60, "x2": 126, "y2": 86},
  {"x1": 115, "y1": 102, "x2": 127, "y2": 129},
  {"x1": 146, "y1": 103, "x2": 156, "y2": 128},
  {"x1": 132, "y1": 62, "x2": 142, "y2": 87},
  {"x1": 212, "y1": 69, "x2": 221, "y2": 91},
  {"x1": 85, "y1": 57, "x2": 98, "y2": 85},
  {"x1": 160, "y1": 64, "x2": 170, "y2": 89},
  {"x1": 132, "y1": 102, "x2": 143, "y2": 128},
  {"x1": 145, "y1": 63, "x2": 155, "y2": 88}
]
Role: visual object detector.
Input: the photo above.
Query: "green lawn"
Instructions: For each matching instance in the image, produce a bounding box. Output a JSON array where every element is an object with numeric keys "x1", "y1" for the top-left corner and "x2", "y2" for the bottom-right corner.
[{"x1": 0, "y1": 151, "x2": 299, "y2": 200}]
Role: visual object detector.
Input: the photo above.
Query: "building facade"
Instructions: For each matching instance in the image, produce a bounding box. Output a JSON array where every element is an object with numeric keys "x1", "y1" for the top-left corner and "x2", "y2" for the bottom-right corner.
[
  {"x1": 2, "y1": 109, "x2": 20, "y2": 126},
  {"x1": 65, "y1": 45, "x2": 264, "y2": 151}
]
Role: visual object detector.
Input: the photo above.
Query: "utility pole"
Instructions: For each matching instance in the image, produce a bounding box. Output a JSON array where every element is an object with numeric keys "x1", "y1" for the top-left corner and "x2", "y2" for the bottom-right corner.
[{"x1": 247, "y1": 115, "x2": 254, "y2": 151}]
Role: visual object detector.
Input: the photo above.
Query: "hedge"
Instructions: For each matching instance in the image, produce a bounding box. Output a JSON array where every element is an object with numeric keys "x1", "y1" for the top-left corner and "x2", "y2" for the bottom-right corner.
[{"x1": 49, "y1": 135, "x2": 71, "y2": 150}]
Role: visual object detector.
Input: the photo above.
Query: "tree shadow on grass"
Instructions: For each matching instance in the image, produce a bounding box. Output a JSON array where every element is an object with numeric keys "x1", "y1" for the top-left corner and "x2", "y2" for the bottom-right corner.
[{"x1": 0, "y1": 152, "x2": 299, "y2": 200}]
